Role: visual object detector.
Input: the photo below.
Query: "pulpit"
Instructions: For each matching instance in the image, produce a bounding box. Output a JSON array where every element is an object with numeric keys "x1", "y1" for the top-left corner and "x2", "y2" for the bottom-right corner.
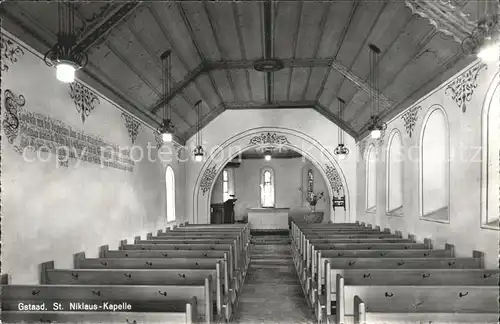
[
  {"x1": 210, "y1": 198, "x2": 237, "y2": 224},
  {"x1": 223, "y1": 198, "x2": 237, "y2": 224}
]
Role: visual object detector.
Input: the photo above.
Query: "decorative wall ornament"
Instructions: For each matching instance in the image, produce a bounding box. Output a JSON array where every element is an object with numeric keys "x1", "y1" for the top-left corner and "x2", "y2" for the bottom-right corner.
[
  {"x1": 69, "y1": 81, "x2": 100, "y2": 123},
  {"x1": 121, "y1": 113, "x2": 141, "y2": 144},
  {"x1": 358, "y1": 140, "x2": 367, "y2": 158},
  {"x1": 401, "y1": 105, "x2": 422, "y2": 137},
  {"x1": 445, "y1": 63, "x2": 487, "y2": 112},
  {"x1": 249, "y1": 132, "x2": 290, "y2": 146},
  {"x1": 325, "y1": 165, "x2": 343, "y2": 194},
  {"x1": 200, "y1": 165, "x2": 218, "y2": 195},
  {"x1": 377, "y1": 129, "x2": 386, "y2": 146},
  {"x1": 2, "y1": 89, "x2": 25, "y2": 145},
  {"x1": 1, "y1": 37, "x2": 24, "y2": 72}
]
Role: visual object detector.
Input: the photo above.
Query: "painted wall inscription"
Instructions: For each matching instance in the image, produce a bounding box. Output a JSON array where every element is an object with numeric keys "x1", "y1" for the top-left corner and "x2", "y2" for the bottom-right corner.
[{"x1": 11, "y1": 108, "x2": 135, "y2": 172}]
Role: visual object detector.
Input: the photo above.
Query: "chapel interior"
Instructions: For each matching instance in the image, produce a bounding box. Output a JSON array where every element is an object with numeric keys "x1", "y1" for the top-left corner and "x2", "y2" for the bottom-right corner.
[{"x1": 1, "y1": 1, "x2": 499, "y2": 323}]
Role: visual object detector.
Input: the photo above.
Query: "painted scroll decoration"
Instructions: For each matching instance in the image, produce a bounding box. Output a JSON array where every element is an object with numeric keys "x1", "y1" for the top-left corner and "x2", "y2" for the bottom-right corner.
[
  {"x1": 3, "y1": 90, "x2": 24, "y2": 152},
  {"x1": 154, "y1": 131, "x2": 163, "y2": 149},
  {"x1": 2, "y1": 90, "x2": 135, "y2": 171},
  {"x1": 69, "y1": 81, "x2": 100, "y2": 123},
  {"x1": 200, "y1": 164, "x2": 218, "y2": 195},
  {"x1": 401, "y1": 105, "x2": 422, "y2": 138},
  {"x1": 1, "y1": 37, "x2": 24, "y2": 72},
  {"x1": 121, "y1": 113, "x2": 141, "y2": 144},
  {"x1": 249, "y1": 132, "x2": 290, "y2": 146},
  {"x1": 325, "y1": 165, "x2": 343, "y2": 195},
  {"x1": 445, "y1": 63, "x2": 487, "y2": 113}
]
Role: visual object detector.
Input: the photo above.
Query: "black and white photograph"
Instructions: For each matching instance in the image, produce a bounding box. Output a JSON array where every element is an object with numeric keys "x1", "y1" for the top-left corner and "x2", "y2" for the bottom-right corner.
[{"x1": 0, "y1": 0, "x2": 499, "y2": 323}]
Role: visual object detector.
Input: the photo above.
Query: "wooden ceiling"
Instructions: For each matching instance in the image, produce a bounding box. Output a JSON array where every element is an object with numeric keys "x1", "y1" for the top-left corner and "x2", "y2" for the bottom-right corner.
[{"x1": 1, "y1": 0, "x2": 481, "y2": 143}]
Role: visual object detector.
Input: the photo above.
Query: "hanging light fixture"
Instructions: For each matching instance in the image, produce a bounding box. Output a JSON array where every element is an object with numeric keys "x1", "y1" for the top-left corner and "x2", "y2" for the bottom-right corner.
[
  {"x1": 334, "y1": 97, "x2": 349, "y2": 160},
  {"x1": 193, "y1": 100, "x2": 204, "y2": 162},
  {"x1": 367, "y1": 44, "x2": 386, "y2": 139},
  {"x1": 461, "y1": 2, "x2": 499, "y2": 62},
  {"x1": 44, "y1": 1, "x2": 88, "y2": 83},
  {"x1": 264, "y1": 150, "x2": 272, "y2": 161},
  {"x1": 157, "y1": 50, "x2": 176, "y2": 143}
]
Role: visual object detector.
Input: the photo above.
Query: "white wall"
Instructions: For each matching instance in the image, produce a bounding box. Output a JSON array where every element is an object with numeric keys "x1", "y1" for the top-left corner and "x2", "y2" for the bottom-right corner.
[
  {"x1": 185, "y1": 109, "x2": 357, "y2": 225},
  {"x1": 356, "y1": 59, "x2": 499, "y2": 269},
  {"x1": 1, "y1": 31, "x2": 186, "y2": 283}
]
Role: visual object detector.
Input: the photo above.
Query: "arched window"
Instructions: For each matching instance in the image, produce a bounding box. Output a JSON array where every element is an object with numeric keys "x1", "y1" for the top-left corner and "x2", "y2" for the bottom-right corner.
[
  {"x1": 222, "y1": 169, "x2": 230, "y2": 202},
  {"x1": 307, "y1": 169, "x2": 314, "y2": 201},
  {"x1": 260, "y1": 168, "x2": 275, "y2": 207},
  {"x1": 420, "y1": 107, "x2": 449, "y2": 221},
  {"x1": 386, "y1": 130, "x2": 404, "y2": 215},
  {"x1": 482, "y1": 74, "x2": 500, "y2": 229},
  {"x1": 366, "y1": 145, "x2": 377, "y2": 212},
  {"x1": 166, "y1": 166, "x2": 176, "y2": 222}
]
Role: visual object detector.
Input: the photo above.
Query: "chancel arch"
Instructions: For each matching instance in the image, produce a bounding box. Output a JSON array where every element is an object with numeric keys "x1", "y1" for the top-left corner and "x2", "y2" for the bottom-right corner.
[
  {"x1": 419, "y1": 105, "x2": 450, "y2": 222},
  {"x1": 481, "y1": 72, "x2": 500, "y2": 229},
  {"x1": 193, "y1": 128, "x2": 351, "y2": 224},
  {"x1": 386, "y1": 129, "x2": 404, "y2": 215}
]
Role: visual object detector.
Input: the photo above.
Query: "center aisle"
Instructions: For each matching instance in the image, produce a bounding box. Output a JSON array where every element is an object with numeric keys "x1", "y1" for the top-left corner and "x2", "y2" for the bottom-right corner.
[{"x1": 233, "y1": 232, "x2": 314, "y2": 323}]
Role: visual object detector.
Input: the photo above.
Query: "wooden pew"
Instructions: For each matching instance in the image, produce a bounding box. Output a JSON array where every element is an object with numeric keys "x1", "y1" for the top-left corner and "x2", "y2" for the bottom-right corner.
[
  {"x1": 40, "y1": 260, "x2": 230, "y2": 321},
  {"x1": 349, "y1": 286, "x2": 499, "y2": 324},
  {"x1": 1, "y1": 283, "x2": 211, "y2": 323},
  {"x1": 120, "y1": 242, "x2": 245, "y2": 293},
  {"x1": 318, "y1": 252, "x2": 486, "y2": 322}
]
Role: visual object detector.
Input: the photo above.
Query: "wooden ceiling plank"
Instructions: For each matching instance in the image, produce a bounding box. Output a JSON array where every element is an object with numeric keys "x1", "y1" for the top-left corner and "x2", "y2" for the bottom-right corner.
[
  {"x1": 286, "y1": 1, "x2": 304, "y2": 101},
  {"x1": 210, "y1": 70, "x2": 236, "y2": 102},
  {"x1": 176, "y1": 2, "x2": 225, "y2": 109},
  {"x1": 304, "y1": 67, "x2": 329, "y2": 101},
  {"x1": 248, "y1": 70, "x2": 267, "y2": 103},
  {"x1": 126, "y1": 23, "x2": 196, "y2": 116},
  {"x1": 273, "y1": 68, "x2": 292, "y2": 102},
  {"x1": 74, "y1": 2, "x2": 141, "y2": 54},
  {"x1": 328, "y1": 0, "x2": 388, "y2": 109},
  {"x1": 273, "y1": 1, "x2": 300, "y2": 60},
  {"x1": 343, "y1": 2, "x2": 414, "y2": 117},
  {"x1": 203, "y1": 2, "x2": 239, "y2": 102},
  {"x1": 230, "y1": 70, "x2": 252, "y2": 102},
  {"x1": 289, "y1": 68, "x2": 311, "y2": 102},
  {"x1": 148, "y1": 4, "x2": 217, "y2": 112},
  {"x1": 232, "y1": 2, "x2": 253, "y2": 102},
  {"x1": 315, "y1": 0, "x2": 359, "y2": 105},
  {"x1": 301, "y1": 2, "x2": 331, "y2": 101}
]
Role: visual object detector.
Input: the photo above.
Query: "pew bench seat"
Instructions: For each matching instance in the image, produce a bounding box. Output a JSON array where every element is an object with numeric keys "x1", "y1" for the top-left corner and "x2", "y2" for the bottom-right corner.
[{"x1": 1, "y1": 284, "x2": 214, "y2": 323}]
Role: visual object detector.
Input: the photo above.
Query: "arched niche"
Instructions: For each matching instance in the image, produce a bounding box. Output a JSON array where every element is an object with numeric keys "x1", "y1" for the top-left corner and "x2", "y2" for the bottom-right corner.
[
  {"x1": 192, "y1": 128, "x2": 350, "y2": 224},
  {"x1": 481, "y1": 72, "x2": 500, "y2": 229},
  {"x1": 419, "y1": 105, "x2": 450, "y2": 222},
  {"x1": 386, "y1": 129, "x2": 404, "y2": 215}
]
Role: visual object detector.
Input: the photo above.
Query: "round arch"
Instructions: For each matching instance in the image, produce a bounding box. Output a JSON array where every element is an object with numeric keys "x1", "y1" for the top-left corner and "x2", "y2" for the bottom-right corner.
[{"x1": 192, "y1": 127, "x2": 351, "y2": 224}]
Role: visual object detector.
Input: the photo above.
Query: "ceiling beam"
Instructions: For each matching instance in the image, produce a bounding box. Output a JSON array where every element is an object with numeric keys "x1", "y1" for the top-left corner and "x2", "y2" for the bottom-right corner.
[
  {"x1": 74, "y1": 2, "x2": 142, "y2": 53},
  {"x1": 224, "y1": 100, "x2": 316, "y2": 110},
  {"x1": 404, "y1": 0, "x2": 475, "y2": 43},
  {"x1": 314, "y1": 103, "x2": 359, "y2": 139},
  {"x1": 150, "y1": 63, "x2": 208, "y2": 114}
]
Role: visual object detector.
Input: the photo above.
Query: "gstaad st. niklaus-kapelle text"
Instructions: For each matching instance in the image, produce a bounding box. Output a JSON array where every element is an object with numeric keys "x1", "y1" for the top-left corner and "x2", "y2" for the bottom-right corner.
[{"x1": 18, "y1": 302, "x2": 132, "y2": 311}]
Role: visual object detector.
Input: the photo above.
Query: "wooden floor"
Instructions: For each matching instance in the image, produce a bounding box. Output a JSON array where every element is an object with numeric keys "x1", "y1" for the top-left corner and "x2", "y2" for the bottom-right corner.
[{"x1": 233, "y1": 233, "x2": 314, "y2": 323}]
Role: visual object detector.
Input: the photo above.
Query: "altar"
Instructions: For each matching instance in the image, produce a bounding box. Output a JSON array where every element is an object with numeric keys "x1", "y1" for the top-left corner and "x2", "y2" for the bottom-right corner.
[{"x1": 247, "y1": 208, "x2": 290, "y2": 230}]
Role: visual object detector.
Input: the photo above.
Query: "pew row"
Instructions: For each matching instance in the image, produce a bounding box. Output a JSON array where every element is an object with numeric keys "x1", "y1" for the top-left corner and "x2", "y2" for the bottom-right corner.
[{"x1": 1, "y1": 283, "x2": 210, "y2": 323}]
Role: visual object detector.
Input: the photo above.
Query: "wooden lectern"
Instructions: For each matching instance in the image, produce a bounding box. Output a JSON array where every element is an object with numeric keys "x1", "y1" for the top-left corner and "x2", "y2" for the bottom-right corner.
[{"x1": 210, "y1": 197, "x2": 237, "y2": 224}]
